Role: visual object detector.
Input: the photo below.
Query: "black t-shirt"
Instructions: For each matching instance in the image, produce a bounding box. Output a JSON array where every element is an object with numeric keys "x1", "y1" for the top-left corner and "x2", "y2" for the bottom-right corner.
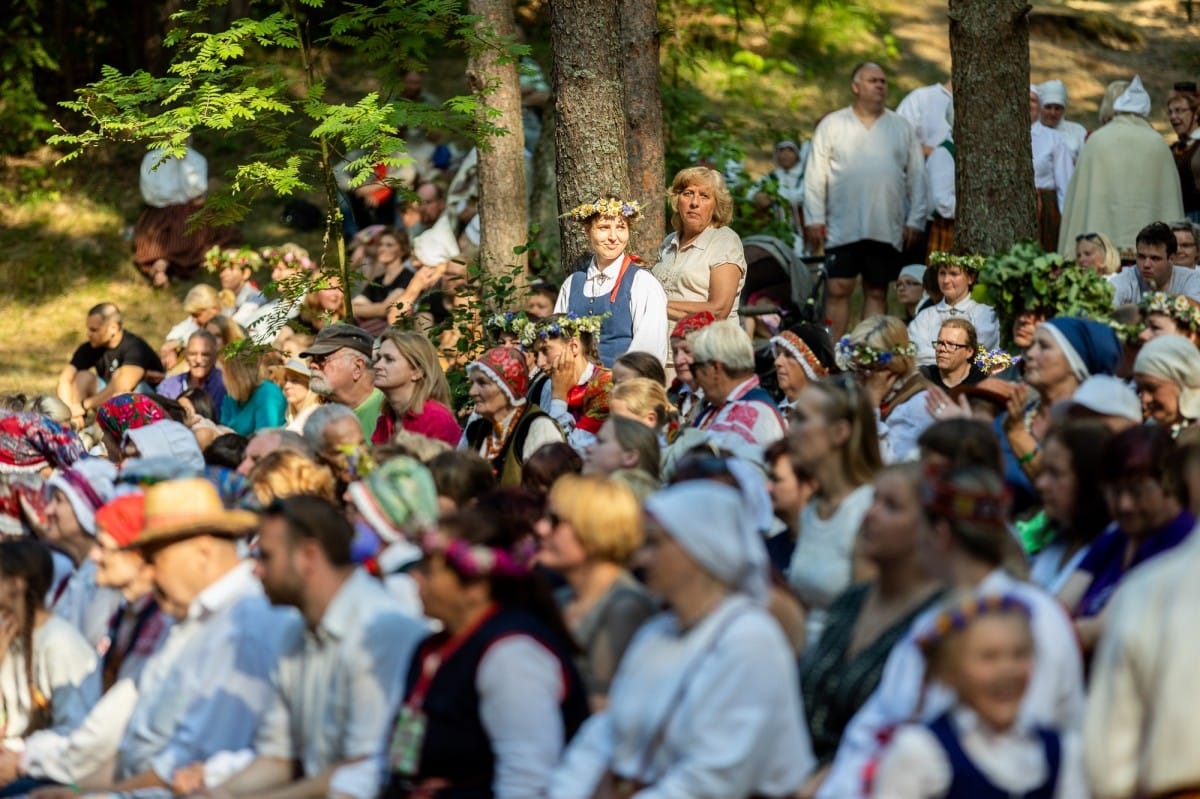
[
  {"x1": 358, "y1": 267, "x2": 414, "y2": 303},
  {"x1": 70, "y1": 331, "x2": 164, "y2": 382}
]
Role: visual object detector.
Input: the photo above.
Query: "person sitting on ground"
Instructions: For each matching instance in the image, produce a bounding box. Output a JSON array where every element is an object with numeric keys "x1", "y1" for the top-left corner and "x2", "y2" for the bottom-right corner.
[
  {"x1": 277, "y1": 359, "x2": 322, "y2": 436},
  {"x1": 301, "y1": 324, "x2": 386, "y2": 435},
  {"x1": 352, "y1": 226, "x2": 416, "y2": 337},
  {"x1": 57, "y1": 304, "x2": 165, "y2": 430},
  {"x1": 219, "y1": 355, "x2": 287, "y2": 437},
  {"x1": 908, "y1": 253, "x2": 999, "y2": 366},
  {"x1": 921, "y1": 318, "x2": 988, "y2": 391},
  {"x1": 529, "y1": 314, "x2": 613, "y2": 454},
  {"x1": 204, "y1": 314, "x2": 245, "y2": 352},
  {"x1": 236, "y1": 427, "x2": 312, "y2": 477},
  {"x1": 94, "y1": 394, "x2": 168, "y2": 463},
  {"x1": 371, "y1": 330, "x2": 460, "y2": 449},
  {"x1": 207, "y1": 247, "x2": 268, "y2": 327},
  {"x1": 1074, "y1": 231, "x2": 1122, "y2": 276},
  {"x1": 554, "y1": 198, "x2": 670, "y2": 368},
  {"x1": 156, "y1": 330, "x2": 226, "y2": 411},
  {"x1": 303, "y1": 404, "x2": 370, "y2": 492},
  {"x1": 611, "y1": 351, "x2": 667, "y2": 387},
  {"x1": 162, "y1": 285, "x2": 223, "y2": 369},
  {"x1": 200, "y1": 495, "x2": 426, "y2": 799},
  {"x1": 44, "y1": 459, "x2": 122, "y2": 648},
  {"x1": 687, "y1": 319, "x2": 786, "y2": 448},
  {"x1": 245, "y1": 243, "x2": 317, "y2": 346},
  {"x1": 1110, "y1": 221, "x2": 1200, "y2": 306}
]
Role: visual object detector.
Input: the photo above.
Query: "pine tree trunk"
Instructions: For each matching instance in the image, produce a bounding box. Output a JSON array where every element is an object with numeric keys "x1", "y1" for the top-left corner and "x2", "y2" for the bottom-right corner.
[
  {"x1": 551, "y1": 0, "x2": 632, "y2": 273},
  {"x1": 530, "y1": 105, "x2": 561, "y2": 276},
  {"x1": 949, "y1": 0, "x2": 1037, "y2": 254},
  {"x1": 467, "y1": 0, "x2": 529, "y2": 292},
  {"x1": 620, "y1": 0, "x2": 666, "y2": 265}
]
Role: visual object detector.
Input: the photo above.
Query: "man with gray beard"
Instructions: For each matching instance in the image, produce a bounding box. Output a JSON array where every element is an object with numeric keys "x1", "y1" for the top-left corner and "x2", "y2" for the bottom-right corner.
[{"x1": 299, "y1": 324, "x2": 385, "y2": 435}]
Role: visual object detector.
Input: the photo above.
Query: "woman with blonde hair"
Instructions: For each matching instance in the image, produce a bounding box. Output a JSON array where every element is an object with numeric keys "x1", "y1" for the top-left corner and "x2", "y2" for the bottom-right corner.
[
  {"x1": 247, "y1": 448, "x2": 336, "y2": 504},
  {"x1": 163, "y1": 284, "x2": 223, "y2": 364},
  {"x1": 204, "y1": 314, "x2": 245, "y2": 351},
  {"x1": 1074, "y1": 231, "x2": 1121, "y2": 276},
  {"x1": 219, "y1": 355, "x2": 286, "y2": 435},
  {"x1": 535, "y1": 474, "x2": 658, "y2": 707},
  {"x1": 787, "y1": 373, "x2": 883, "y2": 649},
  {"x1": 583, "y1": 416, "x2": 661, "y2": 480},
  {"x1": 609, "y1": 377, "x2": 675, "y2": 438},
  {"x1": 371, "y1": 329, "x2": 460, "y2": 448},
  {"x1": 653, "y1": 166, "x2": 748, "y2": 323}
]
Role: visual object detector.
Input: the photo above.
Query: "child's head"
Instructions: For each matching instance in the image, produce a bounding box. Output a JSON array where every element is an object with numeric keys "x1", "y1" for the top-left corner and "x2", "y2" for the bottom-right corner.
[
  {"x1": 919, "y1": 595, "x2": 1034, "y2": 731},
  {"x1": 526, "y1": 281, "x2": 558, "y2": 320}
]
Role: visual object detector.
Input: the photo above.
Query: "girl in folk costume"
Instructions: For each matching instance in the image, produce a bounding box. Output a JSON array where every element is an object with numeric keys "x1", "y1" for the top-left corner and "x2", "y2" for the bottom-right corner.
[
  {"x1": 555, "y1": 199, "x2": 670, "y2": 368},
  {"x1": 461, "y1": 347, "x2": 564, "y2": 488},
  {"x1": 871, "y1": 595, "x2": 1087, "y2": 799},
  {"x1": 528, "y1": 314, "x2": 614, "y2": 455},
  {"x1": 837, "y1": 316, "x2": 936, "y2": 463},
  {"x1": 908, "y1": 253, "x2": 1000, "y2": 367}
]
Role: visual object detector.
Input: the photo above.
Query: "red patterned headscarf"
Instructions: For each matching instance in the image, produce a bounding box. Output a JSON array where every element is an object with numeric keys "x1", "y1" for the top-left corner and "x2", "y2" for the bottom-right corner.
[
  {"x1": 0, "y1": 413, "x2": 87, "y2": 474},
  {"x1": 671, "y1": 311, "x2": 716, "y2": 341},
  {"x1": 468, "y1": 347, "x2": 530, "y2": 407},
  {"x1": 95, "y1": 395, "x2": 167, "y2": 443}
]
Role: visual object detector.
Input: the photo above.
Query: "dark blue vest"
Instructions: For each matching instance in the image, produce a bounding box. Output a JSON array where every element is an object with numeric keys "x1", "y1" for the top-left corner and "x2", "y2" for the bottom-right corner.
[
  {"x1": 567, "y1": 257, "x2": 637, "y2": 368},
  {"x1": 927, "y1": 712, "x2": 1061, "y2": 799},
  {"x1": 385, "y1": 607, "x2": 590, "y2": 799}
]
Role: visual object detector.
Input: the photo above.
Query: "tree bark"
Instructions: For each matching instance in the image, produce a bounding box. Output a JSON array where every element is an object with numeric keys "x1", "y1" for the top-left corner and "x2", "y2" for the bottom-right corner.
[
  {"x1": 949, "y1": 0, "x2": 1037, "y2": 254},
  {"x1": 529, "y1": 104, "x2": 560, "y2": 276},
  {"x1": 550, "y1": 0, "x2": 632, "y2": 273},
  {"x1": 467, "y1": 0, "x2": 529, "y2": 292},
  {"x1": 620, "y1": 0, "x2": 666, "y2": 265}
]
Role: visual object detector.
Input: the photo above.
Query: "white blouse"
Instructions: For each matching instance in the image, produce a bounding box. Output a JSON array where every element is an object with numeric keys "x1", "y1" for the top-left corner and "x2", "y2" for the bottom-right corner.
[
  {"x1": 550, "y1": 595, "x2": 815, "y2": 799},
  {"x1": 908, "y1": 297, "x2": 1001, "y2": 367},
  {"x1": 1031, "y1": 122, "x2": 1074, "y2": 211}
]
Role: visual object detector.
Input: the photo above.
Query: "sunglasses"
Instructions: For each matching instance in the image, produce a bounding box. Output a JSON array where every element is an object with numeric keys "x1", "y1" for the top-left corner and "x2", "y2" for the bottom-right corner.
[{"x1": 1075, "y1": 233, "x2": 1100, "y2": 243}]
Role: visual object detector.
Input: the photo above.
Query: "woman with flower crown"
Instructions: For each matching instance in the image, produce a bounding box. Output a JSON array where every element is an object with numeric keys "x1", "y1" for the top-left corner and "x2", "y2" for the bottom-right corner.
[
  {"x1": 838, "y1": 316, "x2": 935, "y2": 463},
  {"x1": 907, "y1": 252, "x2": 999, "y2": 367},
  {"x1": 527, "y1": 313, "x2": 614, "y2": 454},
  {"x1": 653, "y1": 166, "x2": 748, "y2": 324},
  {"x1": 1138, "y1": 291, "x2": 1200, "y2": 347},
  {"x1": 554, "y1": 198, "x2": 669, "y2": 368}
]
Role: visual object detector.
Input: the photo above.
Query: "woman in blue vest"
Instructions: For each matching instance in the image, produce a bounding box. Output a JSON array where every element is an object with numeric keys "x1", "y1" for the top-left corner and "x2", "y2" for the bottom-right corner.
[
  {"x1": 554, "y1": 198, "x2": 669, "y2": 368},
  {"x1": 384, "y1": 508, "x2": 589, "y2": 799}
]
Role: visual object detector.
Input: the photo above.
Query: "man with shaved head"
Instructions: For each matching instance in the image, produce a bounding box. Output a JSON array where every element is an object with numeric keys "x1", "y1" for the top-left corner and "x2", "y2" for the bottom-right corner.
[{"x1": 803, "y1": 62, "x2": 928, "y2": 338}]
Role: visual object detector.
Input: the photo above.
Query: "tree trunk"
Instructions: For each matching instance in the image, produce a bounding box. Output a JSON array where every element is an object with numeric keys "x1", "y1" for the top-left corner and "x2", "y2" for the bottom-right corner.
[
  {"x1": 530, "y1": 104, "x2": 560, "y2": 276},
  {"x1": 551, "y1": 0, "x2": 631, "y2": 273},
  {"x1": 949, "y1": 0, "x2": 1037, "y2": 254},
  {"x1": 466, "y1": 0, "x2": 529, "y2": 295},
  {"x1": 620, "y1": 0, "x2": 666, "y2": 265}
]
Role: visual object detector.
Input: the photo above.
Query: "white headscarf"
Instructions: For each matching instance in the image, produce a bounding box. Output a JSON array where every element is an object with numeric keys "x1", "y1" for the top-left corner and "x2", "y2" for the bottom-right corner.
[
  {"x1": 1113, "y1": 75, "x2": 1151, "y2": 118},
  {"x1": 645, "y1": 480, "x2": 770, "y2": 605},
  {"x1": 1134, "y1": 334, "x2": 1200, "y2": 419}
]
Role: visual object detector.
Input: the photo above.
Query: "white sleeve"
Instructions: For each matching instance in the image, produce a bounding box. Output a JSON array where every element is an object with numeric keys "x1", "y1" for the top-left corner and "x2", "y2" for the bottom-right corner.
[
  {"x1": 181, "y1": 147, "x2": 208, "y2": 201},
  {"x1": 1182, "y1": 269, "x2": 1200, "y2": 303},
  {"x1": 41, "y1": 627, "x2": 101, "y2": 736},
  {"x1": 520, "y1": 414, "x2": 567, "y2": 462},
  {"x1": 1109, "y1": 271, "x2": 1134, "y2": 308},
  {"x1": 869, "y1": 726, "x2": 949, "y2": 799},
  {"x1": 627, "y1": 271, "x2": 670, "y2": 366},
  {"x1": 908, "y1": 310, "x2": 937, "y2": 367},
  {"x1": 1052, "y1": 136, "x2": 1074, "y2": 213},
  {"x1": 925, "y1": 148, "x2": 955, "y2": 220},
  {"x1": 549, "y1": 713, "x2": 616, "y2": 799},
  {"x1": 803, "y1": 123, "x2": 831, "y2": 228},
  {"x1": 23, "y1": 677, "x2": 140, "y2": 784},
  {"x1": 1055, "y1": 731, "x2": 1090, "y2": 799},
  {"x1": 477, "y1": 636, "x2": 566, "y2": 799},
  {"x1": 555, "y1": 276, "x2": 576, "y2": 315},
  {"x1": 547, "y1": 395, "x2": 602, "y2": 454},
  {"x1": 974, "y1": 305, "x2": 1001, "y2": 351},
  {"x1": 903, "y1": 125, "x2": 930, "y2": 230}
]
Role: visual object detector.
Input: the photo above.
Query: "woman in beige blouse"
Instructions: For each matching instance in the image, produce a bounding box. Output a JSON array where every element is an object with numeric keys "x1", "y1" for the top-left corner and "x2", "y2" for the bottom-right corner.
[{"x1": 653, "y1": 166, "x2": 748, "y2": 322}]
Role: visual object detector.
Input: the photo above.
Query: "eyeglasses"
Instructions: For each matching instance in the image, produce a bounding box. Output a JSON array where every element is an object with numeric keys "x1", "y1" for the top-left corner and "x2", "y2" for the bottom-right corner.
[
  {"x1": 932, "y1": 340, "x2": 970, "y2": 351},
  {"x1": 307, "y1": 351, "x2": 350, "y2": 368},
  {"x1": 1075, "y1": 233, "x2": 1100, "y2": 243}
]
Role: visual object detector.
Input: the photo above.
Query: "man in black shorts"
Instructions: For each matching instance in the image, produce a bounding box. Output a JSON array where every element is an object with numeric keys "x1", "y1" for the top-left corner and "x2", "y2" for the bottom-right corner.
[
  {"x1": 56, "y1": 303, "x2": 165, "y2": 428},
  {"x1": 803, "y1": 62, "x2": 928, "y2": 337}
]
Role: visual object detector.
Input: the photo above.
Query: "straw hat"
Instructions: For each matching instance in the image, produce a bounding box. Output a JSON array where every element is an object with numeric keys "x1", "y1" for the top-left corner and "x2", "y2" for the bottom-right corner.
[{"x1": 128, "y1": 477, "x2": 258, "y2": 550}]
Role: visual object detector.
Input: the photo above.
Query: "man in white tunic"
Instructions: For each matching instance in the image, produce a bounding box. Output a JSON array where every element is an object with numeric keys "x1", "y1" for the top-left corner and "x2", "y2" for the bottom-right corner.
[
  {"x1": 896, "y1": 80, "x2": 953, "y2": 155},
  {"x1": 1037, "y1": 79, "x2": 1088, "y2": 161},
  {"x1": 1109, "y1": 221, "x2": 1200, "y2": 305},
  {"x1": 196, "y1": 496, "x2": 427, "y2": 799},
  {"x1": 804, "y1": 62, "x2": 928, "y2": 338}
]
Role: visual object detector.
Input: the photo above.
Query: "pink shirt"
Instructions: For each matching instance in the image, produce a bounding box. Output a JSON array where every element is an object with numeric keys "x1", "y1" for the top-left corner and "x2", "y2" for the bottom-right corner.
[{"x1": 372, "y1": 399, "x2": 461, "y2": 448}]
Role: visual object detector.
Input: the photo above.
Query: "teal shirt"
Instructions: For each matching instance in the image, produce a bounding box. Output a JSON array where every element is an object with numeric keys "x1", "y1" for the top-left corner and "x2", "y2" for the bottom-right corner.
[{"x1": 220, "y1": 380, "x2": 288, "y2": 436}]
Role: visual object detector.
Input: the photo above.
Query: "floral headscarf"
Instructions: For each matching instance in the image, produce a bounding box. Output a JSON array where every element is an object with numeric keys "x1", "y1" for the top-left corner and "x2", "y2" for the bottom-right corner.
[
  {"x1": 671, "y1": 311, "x2": 716, "y2": 342},
  {"x1": 95, "y1": 395, "x2": 167, "y2": 443},
  {"x1": 468, "y1": 347, "x2": 530, "y2": 407},
  {"x1": 0, "y1": 412, "x2": 87, "y2": 474}
]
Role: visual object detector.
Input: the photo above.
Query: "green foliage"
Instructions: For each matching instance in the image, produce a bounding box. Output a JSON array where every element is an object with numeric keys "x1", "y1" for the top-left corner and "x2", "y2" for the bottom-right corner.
[
  {"x1": 975, "y1": 241, "x2": 1116, "y2": 347},
  {"x1": 0, "y1": 1, "x2": 59, "y2": 154},
  {"x1": 49, "y1": 0, "x2": 510, "y2": 340}
]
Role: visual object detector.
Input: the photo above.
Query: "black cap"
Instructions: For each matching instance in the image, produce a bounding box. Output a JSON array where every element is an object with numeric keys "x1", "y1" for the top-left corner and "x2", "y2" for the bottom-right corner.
[{"x1": 298, "y1": 324, "x2": 375, "y2": 359}]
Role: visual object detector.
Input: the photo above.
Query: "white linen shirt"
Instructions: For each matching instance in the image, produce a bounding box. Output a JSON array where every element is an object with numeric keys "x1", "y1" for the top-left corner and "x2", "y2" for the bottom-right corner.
[
  {"x1": 0, "y1": 616, "x2": 99, "y2": 747},
  {"x1": 925, "y1": 145, "x2": 955, "y2": 220},
  {"x1": 908, "y1": 297, "x2": 1001, "y2": 366},
  {"x1": 1052, "y1": 119, "x2": 1088, "y2": 163},
  {"x1": 896, "y1": 83, "x2": 953, "y2": 151},
  {"x1": 873, "y1": 708, "x2": 1087, "y2": 799},
  {"x1": 1108, "y1": 264, "x2": 1200, "y2": 306},
  {"x1": 804, "y1": 107, "x2": 928, "y2": 250},
  {"x1": 1085, "y1": 528, "x2": 1200, "y2": 799},
  {"x1": 412, "y1": 213, "x2": 460, "y2": 268},
  {"x1": 52, "y1": 558, "x2": 124, "y2": 650},
  {"x1": 550, "y1": 595, "x2": 815, "y2": 799},
  {"x1": 255, "y1": 569, "x2": 426, "y2": 799},
  {"x1": 554, "y1": 262, "x2": 670, "y2": 365},
  {"x1": 116, "y1": 561, "x2": 298, "y2": 783},
  {"x1": 139, "y1": 147, "x2": 207, "y2": 208},
  {"x1": 1031, "y1": 122, "x2": 1074, "y2": 212},
  {"x1": 817, "y1": 569, "x2": 1085, "y2": 799}
]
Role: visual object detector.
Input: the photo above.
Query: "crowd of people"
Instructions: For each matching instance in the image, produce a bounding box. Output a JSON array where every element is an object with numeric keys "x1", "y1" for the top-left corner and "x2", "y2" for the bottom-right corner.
[{"x1": 3, "y1": 60, "x2": 1200, "y2": 799}]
